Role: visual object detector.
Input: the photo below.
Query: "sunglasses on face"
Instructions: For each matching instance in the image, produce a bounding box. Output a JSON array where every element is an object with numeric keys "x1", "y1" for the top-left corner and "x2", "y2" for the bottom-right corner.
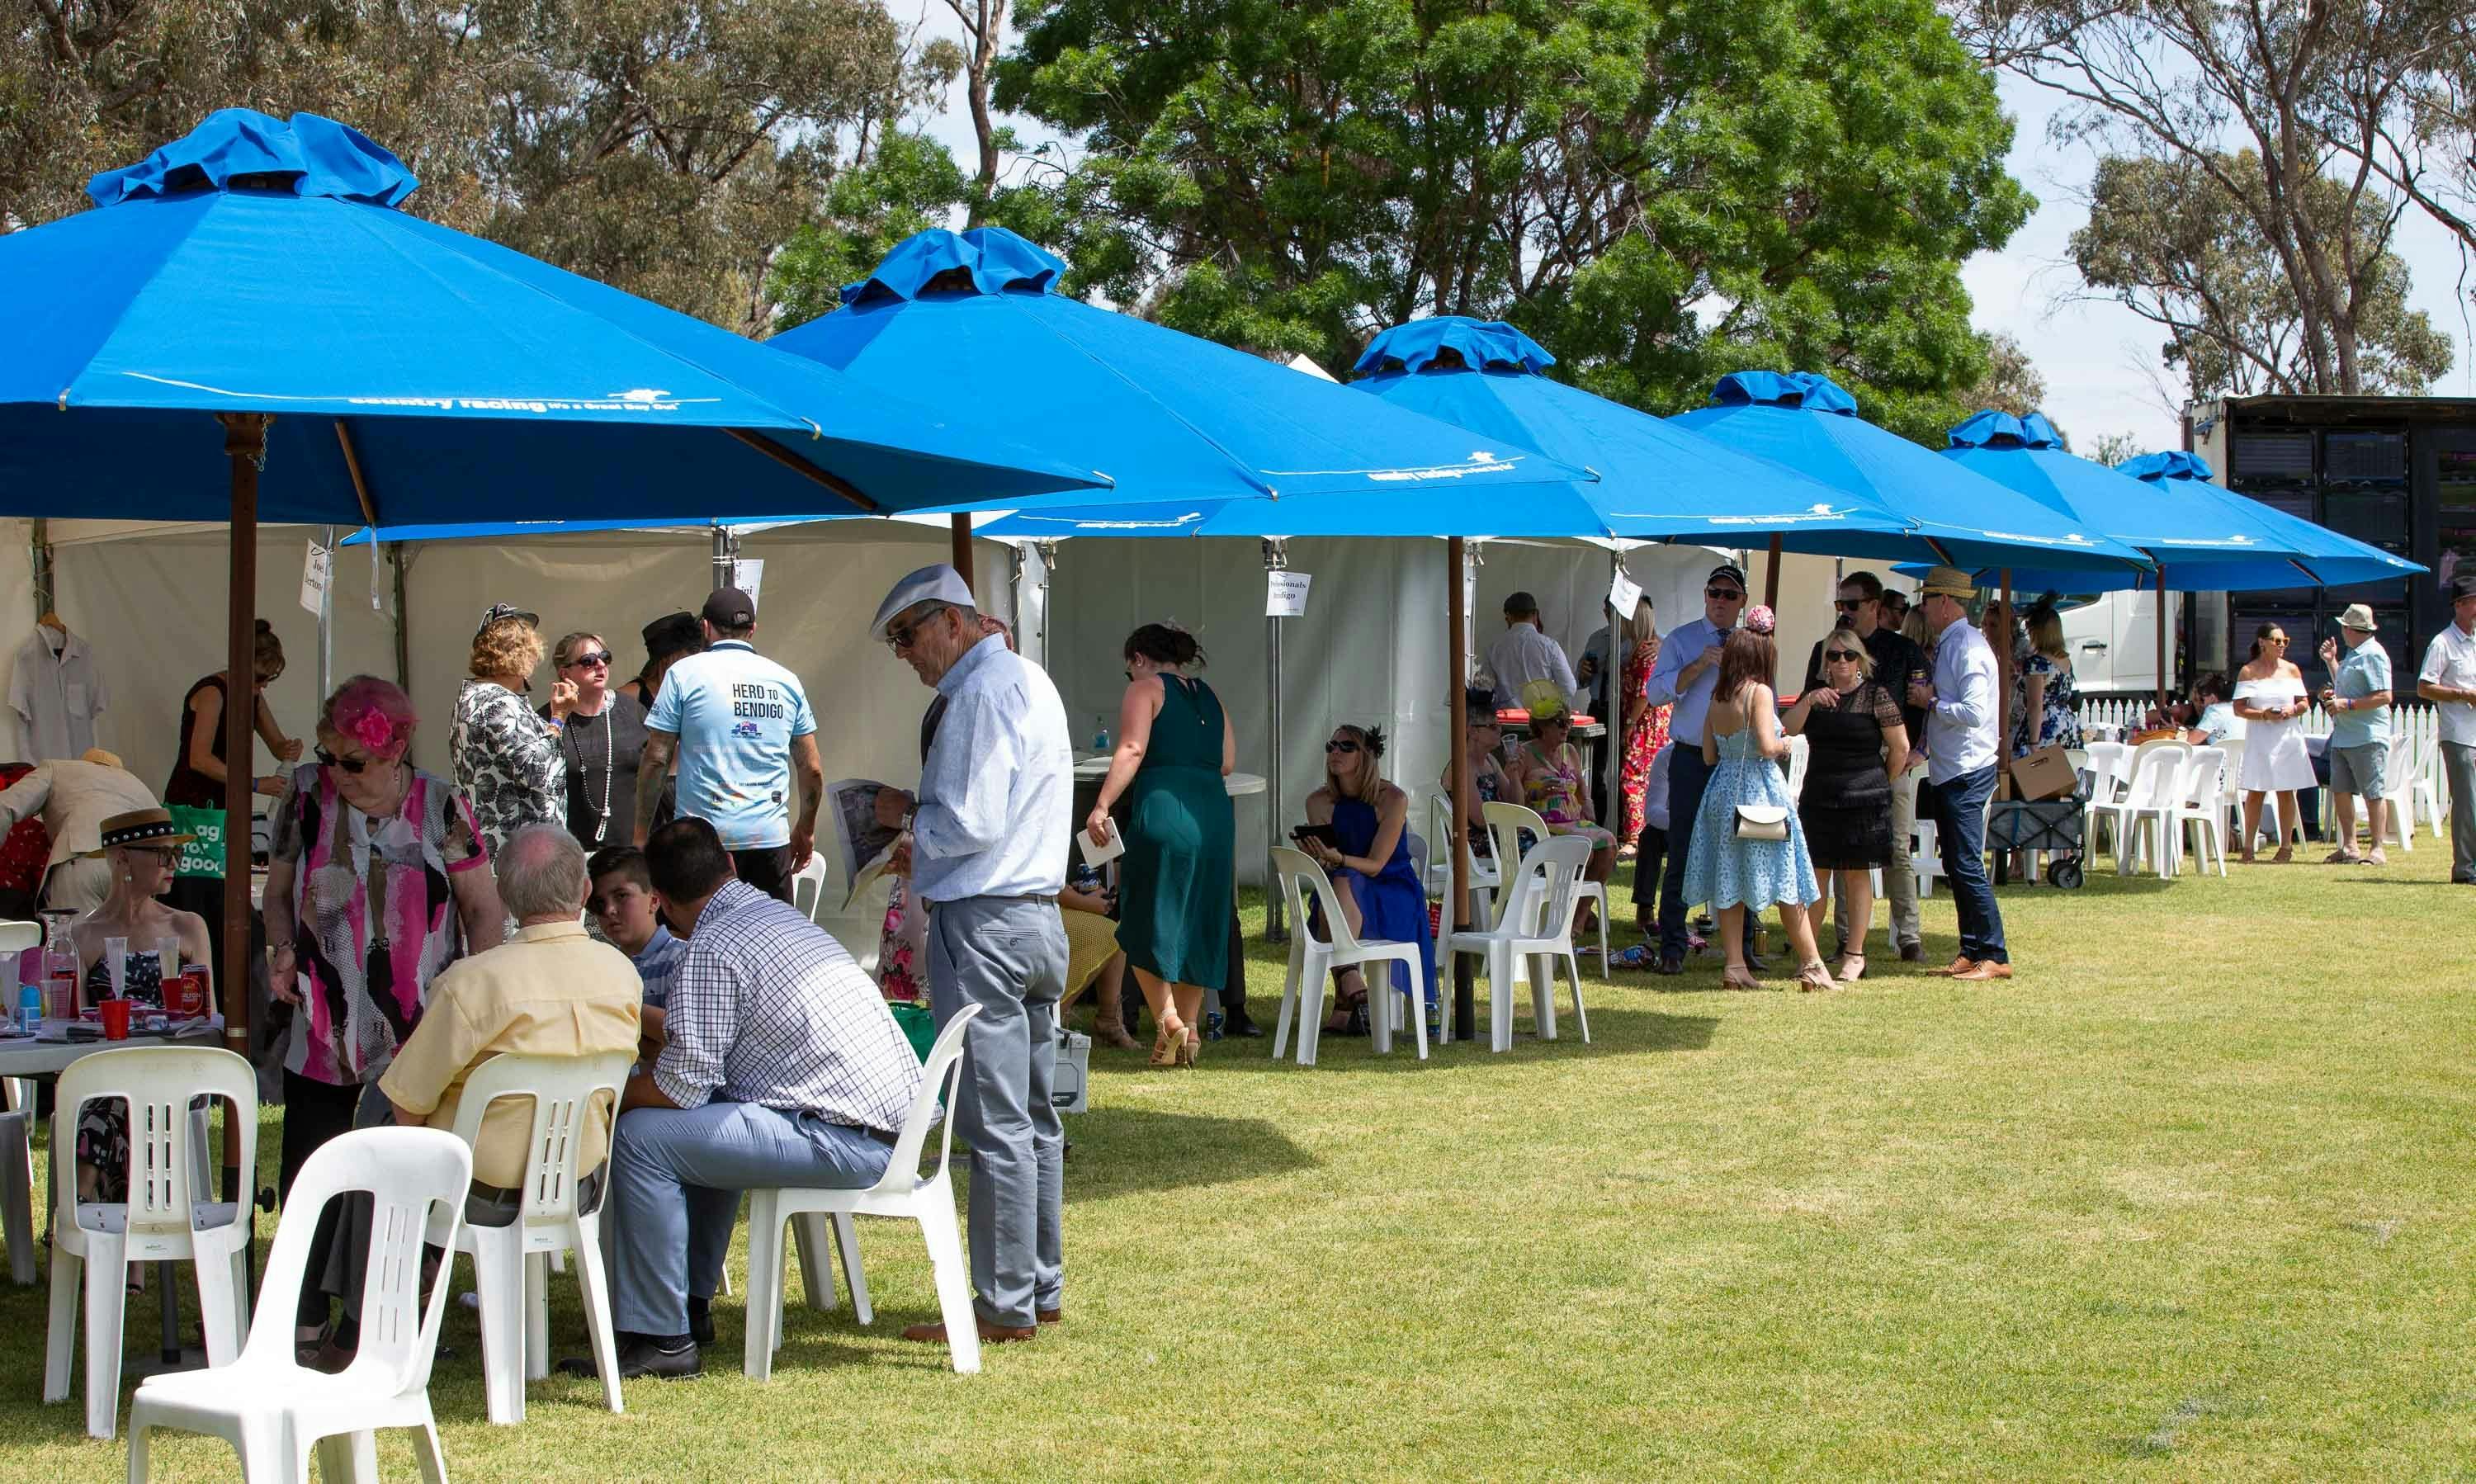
[
  {"x1": 565, "y1": 650, "x2": 612, "y2": 669},
  {"x1": 128, "y1": 846, "x2": 177, "y2": 863},
  {"x1": 1833, "y1": 599, "x2": 1866, "y2": 612},
  {"x1": 1707, "y1": 587, "x2": 1746, "y2": 601},
  {"x1": 1325, "y1": 740, "x2": 1361, "y2": 754},
  {"x1": 1825, "y1": 649, "x2": 1862, "y2": 663},
  {"x1": 315, "y1": 746, "x2": 371, "y2": 775}
]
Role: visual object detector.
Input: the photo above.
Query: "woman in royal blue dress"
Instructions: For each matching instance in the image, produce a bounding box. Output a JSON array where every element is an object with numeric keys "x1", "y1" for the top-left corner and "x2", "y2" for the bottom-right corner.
[{"x1": 1299, "y1": 724, "x2": 1438, "y2": 1035}]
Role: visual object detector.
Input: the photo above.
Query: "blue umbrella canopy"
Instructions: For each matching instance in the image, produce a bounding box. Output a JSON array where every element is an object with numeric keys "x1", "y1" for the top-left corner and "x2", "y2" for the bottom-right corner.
[
  {"x1": 0, "y1": 110, "x2": 1107, "y2": 523},
  {"x1": 1930, "y1": 413, "x2": 2423, "y2": 591},
  {"x1": 1666, "y1": 373, "x2": 2152, "y2": 576},
  {"x1": 770, "y1": 231, "x2": 1597, "y2": 528},
  {"x1": 984, "y1": 316, "x2": 1892, "y2": 540}
]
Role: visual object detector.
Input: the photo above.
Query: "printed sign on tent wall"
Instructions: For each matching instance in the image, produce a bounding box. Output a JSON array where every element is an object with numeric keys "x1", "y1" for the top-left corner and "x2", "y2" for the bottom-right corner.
[
  {"x1": 1608, "y1": 567, "x2": 1643, "y2": 621},
  {"x1": 734, "y1": 558, "x2": 765, "y2": 609},
  {"x1": 300, "y1": 538, "x2": 332, "y2": 617},
  {"x1": 1267, "y1": 570, "x2": 1312, "y2": 617}
]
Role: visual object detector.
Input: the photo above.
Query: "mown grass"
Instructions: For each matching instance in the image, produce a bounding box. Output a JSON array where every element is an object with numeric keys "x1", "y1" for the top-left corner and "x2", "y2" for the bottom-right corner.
[{"x1": 1, "y1": 839, "x2": 2472, "y2": 1480}]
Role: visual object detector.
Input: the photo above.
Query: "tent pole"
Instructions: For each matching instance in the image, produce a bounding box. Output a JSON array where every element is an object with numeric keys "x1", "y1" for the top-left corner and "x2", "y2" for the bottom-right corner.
[
  {"x1": 217, "y1": 414, "x2": 269, "y2": 1229},
  {"x1": 2155, "y1": 575, "x2": 2170, "y2": 714},
  {"x1": 317, "y1": 524, "x2": 336, "y2": 703},
  {"x1": 1264, "y1": 538, "x2": 1288, "y2": 942},
  {"x1": 390, "y1": 546, "x2": 410, "y2": 691},
  {"x1": 1999, "y1": 567, "x2": 2015, "y2": 771},
  {"x1": 952, "y1": 513, "x2": 974, "y2": 588},
  {"x1": 1449, "y1": 536, "x2": 1473, "y2": 1044},
  {"x1": 1604, "y1": 548, "x2": 1623, "y2": 842},
  {"x1": 710, "y1": 524, "x2": 733, "y2": 592},
  {"x1": 1762, "y1": 534, "x2": 1783, "y2": 609}
]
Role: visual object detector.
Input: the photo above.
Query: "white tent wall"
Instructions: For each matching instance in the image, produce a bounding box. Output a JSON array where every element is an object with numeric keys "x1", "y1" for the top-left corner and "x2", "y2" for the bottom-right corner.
[
  {"x1": 1044, "y1": 536, "x2": 1725, "y2": 885},
  {"x1": 0, "y1": 520, "x2": 44, "y2": 757}
]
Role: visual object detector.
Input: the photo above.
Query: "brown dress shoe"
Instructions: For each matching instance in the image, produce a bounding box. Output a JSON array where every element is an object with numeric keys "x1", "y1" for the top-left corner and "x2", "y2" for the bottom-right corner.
[
  {"x1": 1952, "y1": 960, "x2": 2014, "y2": 981},
  {"x1": 1037, "y1": 1307, "x2": 1062, "y2": 1324},
  {"x1": 901, "y1": 1317, "x2": 1038, "y2": 1345},
  {"x1": 1933, "y1": 956, "x2": 1976, "y2": 976}
]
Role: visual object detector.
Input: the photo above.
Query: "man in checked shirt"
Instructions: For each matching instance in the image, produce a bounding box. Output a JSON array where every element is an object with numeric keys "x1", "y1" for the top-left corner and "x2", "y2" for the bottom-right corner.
[{"x1": 571, "y1": 817, "x2": 923, "y2": 1380}]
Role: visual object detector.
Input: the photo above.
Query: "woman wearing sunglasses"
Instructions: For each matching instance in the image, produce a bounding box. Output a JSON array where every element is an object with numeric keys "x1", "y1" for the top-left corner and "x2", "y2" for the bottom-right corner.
[
  {"x1": 264, "y1": 675, "x2": 504, "y2": 1366},
  {"x1": 66, "y1": 808, "x2": 215, "y2": 1203},
  {"x1": 1784, "y1": 627, "x2": 1911, "y2": 981},
  {"x1": 544, "y1": 631, "x2": 652, "y2": 850},
  {"x1": 1301, "y1": 724, "x2": 1437, "y2": 1038},
  {"x1": 1087, "y1": 622, "x2": 1236, "y2": 1066}
]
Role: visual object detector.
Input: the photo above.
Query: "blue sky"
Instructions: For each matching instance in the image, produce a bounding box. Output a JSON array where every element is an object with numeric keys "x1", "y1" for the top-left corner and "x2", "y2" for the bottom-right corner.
[{"x1": 905, "y1": 8, "x2": 2476, "y2": 455}]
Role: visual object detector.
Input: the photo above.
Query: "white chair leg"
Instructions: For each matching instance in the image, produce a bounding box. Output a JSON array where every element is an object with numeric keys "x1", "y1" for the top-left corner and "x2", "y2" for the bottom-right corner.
[
  {"x1": 192, "y1": 1246, "x2": 243, "y2": 1367},
  {"x1": 919, "y1": 1193, "x2": 980, "y2": 1375},
  {"x1": 412, "y1": 1416, "x2": 451, "y2": 1484},
  {"x1": 792, "y1": 1212, "x2": 836, "y2": 1312},
  {"x1": 1368, "y1": 960, "x2": 1393, "y2": 1056},
  {"x1": 124, "y1": 1417, "x2": 149, "y2": 1483},
  {"x1": 831, "y1": 1212, "x2": 872, "y2": 1324},
  {"x1": 1297, "y1": 948, "x2": 1329, "y2": 1068},
  {"x1": 1401, "y1": 954, "x2": 1429, "y2": 1061},
  {"x1": 1566, "y1": 952, "x2": 1590, "y2": 1044},
  {"x1": 43, "y1": 1243, "x2": 78, "y2": 1404},
  {"x1": 1, "y1": 1115, "x2": 32, "y2": 1287},
  {"x1": 82, "y1": 1234, "x2": 128, "y2": 1440},
  {"x1": 1532, "y1": 952, "x2": 1557, "y2": 1041},
  {"x1": 571, "y1": 1216, "x2": 624, "y2": 1415},
  {"x1": 1270, "y1": 953, "x2": 1299, "y2": 1061},
  {"x1": 524, "y1": 1249, "x2": 550, "y2": 1382},
  {"x1": 1488, "y1": 943, "x2": 1514, "y2": 1054},
  {"x1": 470, "y1": 1233, "x2": 527, "y2": 1425},
  {"x1": 742, "y1": 1193, "x2": 782, "y2": 1380}
]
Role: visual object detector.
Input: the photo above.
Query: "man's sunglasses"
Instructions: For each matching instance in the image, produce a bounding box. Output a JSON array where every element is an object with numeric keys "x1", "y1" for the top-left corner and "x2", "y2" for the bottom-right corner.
[
  {"x1": 565, "y1": 650, "x2": 612, "y2": 668},
  {"x1": 1325, "y1": 740, "x2": 1361, "y2": 754},
  {"x1": 315, "y1": 746, "x2": 371, "y2": 775},
  {"x1": 1833, "y1": 598, "x2": 1867, "y2": 612},
  {"x1": 1707, "y1": 586, "x2": 1746, "y2": 600},
  {"x1": 1825, "y1": 648, "x2": 1863, "y2": 664}
]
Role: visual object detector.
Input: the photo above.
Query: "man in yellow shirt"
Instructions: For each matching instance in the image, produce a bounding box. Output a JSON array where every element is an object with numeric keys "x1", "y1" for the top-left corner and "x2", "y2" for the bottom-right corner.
[{"x1": 381, "y1": 822, "x2": 641, "y2": 1184}]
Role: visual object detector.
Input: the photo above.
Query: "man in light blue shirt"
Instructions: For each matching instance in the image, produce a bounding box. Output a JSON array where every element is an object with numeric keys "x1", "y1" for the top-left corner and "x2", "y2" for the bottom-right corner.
[
  {"x1": 2318, "y1": 606, "x2": 2394, "y2": 864},
  {"x1": 873, "y1": 563, "x2": 1070, "y2": 1349},
  {"x1": 635, "y1": 587, "x2": 822, "y2": 904},
  {"x1": 1907, "y1": 567, "x2": 2009, "y2": 981},
  {"x1": 1642, "y1": 562, "x2": 1749, "y2": 972}
]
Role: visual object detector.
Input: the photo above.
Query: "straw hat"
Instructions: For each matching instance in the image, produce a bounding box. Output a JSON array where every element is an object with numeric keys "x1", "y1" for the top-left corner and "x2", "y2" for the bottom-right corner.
[
  {"x1": 83, "y1": 807, "x2": 195, "y2": 858},
  {"x1": 1918, "y1": 565, "x2": 1977, "y2": 600},
  {"x1": 1520, "y1": 678, "x2": 1571, "y2": 722},
  {"x1": 2335, "y1": 604, "x2": 2379, "y2": 633}
]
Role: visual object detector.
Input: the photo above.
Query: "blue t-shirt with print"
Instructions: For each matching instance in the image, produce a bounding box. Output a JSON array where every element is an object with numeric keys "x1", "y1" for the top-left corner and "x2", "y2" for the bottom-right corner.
[
  {"x1": 2327, "y1": 641, "x2": 2393, "y2": 749},
  {"x1": 646, "y1": 640, "x2": 817, "y2": 849}
]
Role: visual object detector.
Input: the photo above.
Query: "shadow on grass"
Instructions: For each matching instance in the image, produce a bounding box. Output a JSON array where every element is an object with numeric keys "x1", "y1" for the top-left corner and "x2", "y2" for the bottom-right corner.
[
  {"x1": 1061, "y1": 1107, "x2": 1318, "y2": 1198},
  {"x1": 1150, "y1": 1005, "x2": 1720, "y2": 1071},
  {"x1": 2331, "y1": 876, "x2": 2473, "y2": 888}
]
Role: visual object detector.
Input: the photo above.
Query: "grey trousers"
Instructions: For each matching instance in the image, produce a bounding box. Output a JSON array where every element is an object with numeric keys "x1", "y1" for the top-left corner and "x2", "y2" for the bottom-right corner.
[
  {"x1": 927, "y1": 894, "x2": 1067, "y2": 1330},
  {"x1": 2446, "y1": 742, "x2": 2476, "y2": 884},
  {"x1": 1833, "y1": 767, "x2": 1921, "y2": 951}
]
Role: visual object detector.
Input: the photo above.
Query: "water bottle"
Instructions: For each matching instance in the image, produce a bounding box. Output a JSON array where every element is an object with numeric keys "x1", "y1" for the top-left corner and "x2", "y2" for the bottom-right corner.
[
  {"x1": 1092, "y1": 716, "x2": 1111, "y2": 752},
  {"x1": 17, "y1": 983, "x2": 40, "y2": 1036}
]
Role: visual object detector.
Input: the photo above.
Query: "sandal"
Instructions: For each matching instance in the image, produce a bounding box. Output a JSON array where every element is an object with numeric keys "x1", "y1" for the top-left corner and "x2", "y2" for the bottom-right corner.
[
  {"x1": 1721, "y1": 966, "x2": 1762, "y2": 992},
  {"x1": 2272, "y1": 844, "x2": 2294, "y2": 864},
  {"x1": 1797, "y1": 959, "x2": 1837, "y2": 994},
  {"x1": 2322, "y1": 848, "x2": 2360, "y2": 865},
  {"x1": 1150, "y1": 1012, "x2": 1187, "y2": 1068},
  {"x1": 1835, "y1": 954, "x2": 1866, "y2": 984},
  {"x1": 1179, "y1": 1025, "x2": 1202, "y2": 1068}
]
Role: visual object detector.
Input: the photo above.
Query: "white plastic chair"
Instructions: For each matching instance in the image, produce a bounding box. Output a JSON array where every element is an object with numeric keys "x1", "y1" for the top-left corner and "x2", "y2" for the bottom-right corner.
[
  {"x1": 743, "y1": 1003, "x2": 981, "y2": 1380},
  {"x1": 125, "y1": 1127, "x2": 470, "y2": 1483},
  {"x1": 1784, "y1": 734, "x2": 1811, "y2": 803},
  {"x1": 1482, "y1": 801, "x2": 1607, "y2": 966},
  {"x1": 1265, "y1": 846, "x2": 1429, "y2": 1066},
  {"x1": 431, "y1": 1050, "x2": 631, "y2": 1425},
  {"x1": 2098, "y1": 741, "x2": 2189, "y2": 877},
  {"x1": 2166, "y1": 746, "x2": 2229, "y2": 877},
  {"x1": 2377, "y1": 726, "x2": 2422, "y2": 852},
  {"x1": 45, "y1": 1046, "x2": 257, "y2": 1441},
  {"x1": 1425, "y1": 792, "x2": 1500, "y2": 930},
  {"x1": 1445, "y1": 835, "x2": 1593, "y2": 1054},
  {"x1": 790, "y1": 853, "x2": 832, "y2": 925}
]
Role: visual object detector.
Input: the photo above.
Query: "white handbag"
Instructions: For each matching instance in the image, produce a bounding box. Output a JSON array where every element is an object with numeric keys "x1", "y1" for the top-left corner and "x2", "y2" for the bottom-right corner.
[{"x1": 1732, "y1": 804, "x2": 1790, "y2": 842}]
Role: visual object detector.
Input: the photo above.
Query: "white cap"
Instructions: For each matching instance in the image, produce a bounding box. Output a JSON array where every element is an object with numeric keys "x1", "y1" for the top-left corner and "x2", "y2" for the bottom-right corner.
[{"x1": 872, "y1": 563, "x2": 976, "y2": 636}]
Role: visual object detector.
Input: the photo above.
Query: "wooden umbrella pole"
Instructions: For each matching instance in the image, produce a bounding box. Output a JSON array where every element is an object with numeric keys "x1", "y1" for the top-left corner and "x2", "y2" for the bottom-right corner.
[
  {"x1": 218, "y1": 414, "x2": 270, "y2": 1056},
  {"x1": 1999, "y1": 567, "x2": 2015, "y2": 769},
  {"x1": 952, "y1": 513, "x2": 975, "y2": 588},
  {"x1": 1762, "y1": 534, "x2": 1783, "y2": 610},
  {"x1": 1448, "y1": 537, "x2": 1473, "y2": 1044},
  {"x1": 2155, "y1": 573, "x2": 2170, "y2": 715}
]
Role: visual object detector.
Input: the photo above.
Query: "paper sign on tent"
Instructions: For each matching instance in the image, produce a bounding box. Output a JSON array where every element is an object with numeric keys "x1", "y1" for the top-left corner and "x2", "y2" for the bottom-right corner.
[
  {"x1": 300, "y1": 539, "x2": 332, "y2": 616},
  {"x1": 1608, "y1": 568, "x2": 1643, "y2": 619},
  {"x1": 734, "y1": 557, "x2": 765, "y2": 608},
  {"x1": 1267, "y1": 570, "x2": 1312, "y2": 617}
]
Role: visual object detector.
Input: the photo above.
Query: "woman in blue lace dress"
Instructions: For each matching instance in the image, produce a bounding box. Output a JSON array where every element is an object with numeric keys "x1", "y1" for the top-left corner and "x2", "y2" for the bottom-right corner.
[
  {"x1": 1681, "y1": 612, "x2": 1831, "y2": 992},
  {"x1": 1302, "y1": 725, "x2": 1438, "y2": 1036}
]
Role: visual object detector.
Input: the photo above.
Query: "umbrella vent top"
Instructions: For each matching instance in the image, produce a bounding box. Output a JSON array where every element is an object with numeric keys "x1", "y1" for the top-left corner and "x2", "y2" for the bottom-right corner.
[
  {"x1": 2120, "y1": 449, "x2": 2216, "y2": 484},
  {"x1": 839, "y1": 227, "x2": 1066, "y2": 306},
  {"x1": 1708, "y1": 370, "x2": 1859, "y2": 415},
  {"x1": 1351, "y1": 316, "x2": 1555, "y2": 378},
  {"x1": 1946, "y1": 409, "x2": 2064, "y2": 451},
  {"x1": 87, "y1": 108, "x2": 417, "y2": 209}
]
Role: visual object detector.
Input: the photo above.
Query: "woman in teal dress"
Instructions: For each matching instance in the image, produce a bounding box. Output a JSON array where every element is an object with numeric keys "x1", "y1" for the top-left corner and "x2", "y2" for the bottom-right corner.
[
  {"x1": 1087, "y1": 624, "x2": 1236, "y2": 1067},
  {"x1": 1680, "y1": 612, "x2": 1831, "y2": 992}
]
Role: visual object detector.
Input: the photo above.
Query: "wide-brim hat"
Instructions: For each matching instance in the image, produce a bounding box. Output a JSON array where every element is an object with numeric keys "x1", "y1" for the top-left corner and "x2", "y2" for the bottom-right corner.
[
  {"x1": 1520, "y1": 678, "x2": 1571, "y2": 722},
  {"x1": 1918, "y1": 565, "x2": 1977, "y2": 600},
  {"x1": 83, "y1": 808, "x2": 195, "y2": 858},
  {"x1": 2335, "y1": 603, "x2": 2379, "y2": 633}
]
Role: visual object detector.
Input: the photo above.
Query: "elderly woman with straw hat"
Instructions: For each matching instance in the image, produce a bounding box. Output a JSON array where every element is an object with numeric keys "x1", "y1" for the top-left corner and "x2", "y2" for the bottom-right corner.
[{"x1": 1506, "y1": 678, "x2": 1616, "y2": 937}]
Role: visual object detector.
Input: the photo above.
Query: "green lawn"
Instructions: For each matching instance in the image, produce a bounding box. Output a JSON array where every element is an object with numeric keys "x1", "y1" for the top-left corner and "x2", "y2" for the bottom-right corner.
[{"x1": 3, "y1": 839, "x2": 2474, "y2": 1480}]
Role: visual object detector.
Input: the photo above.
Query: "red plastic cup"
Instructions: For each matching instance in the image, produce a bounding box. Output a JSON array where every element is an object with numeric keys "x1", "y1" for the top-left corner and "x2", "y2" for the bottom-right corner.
[{"x1": 99, "y1": 998, "x2": 131, "y2": 1040}]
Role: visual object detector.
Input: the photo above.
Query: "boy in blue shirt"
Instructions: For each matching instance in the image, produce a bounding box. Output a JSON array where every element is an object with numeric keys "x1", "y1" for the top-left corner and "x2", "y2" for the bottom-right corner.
[{"x1": 636, "y1": 587, "x2": 822, "y2": 903}]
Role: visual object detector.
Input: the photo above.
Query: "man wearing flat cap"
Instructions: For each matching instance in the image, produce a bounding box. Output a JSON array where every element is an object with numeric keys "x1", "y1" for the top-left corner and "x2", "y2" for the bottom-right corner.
[
  {"x1": 2417, "y1": 571, "x2": 2476, "y2": 884},
  {"x1": 872, "y1": 562, "x2": 1072, "y2": 1347},
  {"x1": 635, "y1": 586, "x2": 822, "y2": 904},
  {"x1": 1907, "y1": 566, "x2": 2011, "y2": 981}
]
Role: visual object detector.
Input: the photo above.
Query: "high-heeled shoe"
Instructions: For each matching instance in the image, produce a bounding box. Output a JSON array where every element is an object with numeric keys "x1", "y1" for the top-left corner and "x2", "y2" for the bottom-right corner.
[
  {"x1": 1151, "y1": 1012, "x2": 1187, "y2": 1067},
  {"x1": 1179, "y1": 1024, "x2": 1203, "y2": 1067},
  {"x1": 1835, "y1": 953, "x2": 1866, "y2": 984},
  {"x1": 1797, "y1": 959, "x2": 1836, "y2": 994},
  {"x1": 1721, "y1": 965, "x2": 1762, "y2": 991}
]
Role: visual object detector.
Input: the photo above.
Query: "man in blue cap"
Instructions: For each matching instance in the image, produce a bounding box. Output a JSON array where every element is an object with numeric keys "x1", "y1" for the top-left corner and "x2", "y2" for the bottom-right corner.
[{"x1": 872, "y1": 562, "x2": 1071, "y2": 1347}]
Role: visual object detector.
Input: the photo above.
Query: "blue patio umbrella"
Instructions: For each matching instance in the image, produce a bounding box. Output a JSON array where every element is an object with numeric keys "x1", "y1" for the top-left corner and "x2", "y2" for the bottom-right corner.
[
  {"x1": 985, "y1": 317, "x2": 1898, "y2": 541},
  {"x1": 1665, "y1": 373, "x2": 2153, "y2": 583},
  {"x1": 1932, "y1": 413, "x2": 2424, "y2": 593},
  {"x1": 770, "y1": 230, "x2": 1598, "y2": 522},
  {"x1": 0, "y1": 110, "x2": 1105, "y2": 1047}
]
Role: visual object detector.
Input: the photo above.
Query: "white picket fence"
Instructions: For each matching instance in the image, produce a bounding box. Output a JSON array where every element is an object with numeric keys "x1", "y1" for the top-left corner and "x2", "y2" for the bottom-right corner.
[{"x1": 2078, "y1": 697, "x2": 2453, "y2": 834}]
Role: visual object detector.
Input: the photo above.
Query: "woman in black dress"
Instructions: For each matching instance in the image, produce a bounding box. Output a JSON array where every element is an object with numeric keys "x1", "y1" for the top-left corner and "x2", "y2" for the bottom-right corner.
[{"x1": 1782, "y1": 628, "x2": 1910, "y2": 982}]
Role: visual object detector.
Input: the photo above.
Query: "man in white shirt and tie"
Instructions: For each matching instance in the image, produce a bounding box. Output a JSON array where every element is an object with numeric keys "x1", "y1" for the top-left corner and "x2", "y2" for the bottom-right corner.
[
  {"x1": 2417, "y1": 572, "x2": 2476, "y2": 885},
  {"x1": 1907, "y1": 567, "x2": 2011, "y2": 981}
]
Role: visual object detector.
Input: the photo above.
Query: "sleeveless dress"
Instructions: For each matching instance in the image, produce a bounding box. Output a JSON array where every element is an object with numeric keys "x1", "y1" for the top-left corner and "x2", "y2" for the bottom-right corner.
[
  {"x1": 165, "y1": 673, "x2": 231, "y2": 807},
  {"x1": 1519, "y1": 740, "x2": 1617, "y2": 851},
  {"x1": 1798, "y1": 680, "x2": 1902, "y2": 870},
  {"x1": 2236, "y1": 672, "x2": 2314, "y2": 791},
  {"x1": 1325, "y1": 796, "x2": 1438, "y2": 1014},
  {"x1": 1116, "y1": 675, "x2": 1235, "y2": 990},
  {"x1": 1684, "y1": 725, "x2": 1822, "y2": 912}
]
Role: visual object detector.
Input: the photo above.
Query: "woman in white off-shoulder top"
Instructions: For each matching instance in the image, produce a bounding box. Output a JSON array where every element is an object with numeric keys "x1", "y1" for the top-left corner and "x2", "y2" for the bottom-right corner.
[{"x1": 2233, "y1": 622, "x2": 2313, "y2": 863}]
